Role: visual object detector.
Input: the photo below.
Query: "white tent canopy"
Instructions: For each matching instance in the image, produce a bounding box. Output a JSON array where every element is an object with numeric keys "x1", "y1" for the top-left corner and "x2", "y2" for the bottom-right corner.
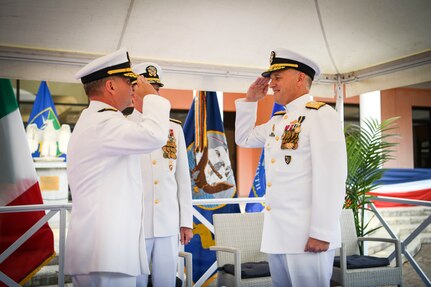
[{"x1": 0, "y1": 0, "x2": 430, "y2": 97}]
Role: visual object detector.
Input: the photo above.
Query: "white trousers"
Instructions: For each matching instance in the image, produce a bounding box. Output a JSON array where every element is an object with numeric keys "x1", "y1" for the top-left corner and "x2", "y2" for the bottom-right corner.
[
  {"x1": 72, "y1": 272, "x2": 136, "y2": 287},
  {"x1": 136, "y1": 236, "x2": 179, "y2": 287},
  {"x1": 267, "y1": 250, "x2": 335, "y2": 287}
]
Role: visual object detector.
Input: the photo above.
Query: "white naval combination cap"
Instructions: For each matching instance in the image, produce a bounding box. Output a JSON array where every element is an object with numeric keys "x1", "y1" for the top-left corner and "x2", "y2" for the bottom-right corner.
[
  {"x1": 132, "y1": 62, "x2": 164, "y2": 87},
  {"x1": 75, "y1": 48, "x2": 138, "y2": 84},
  {"x1": 262, "y1": 48, "x2": 320, "y2": 80}
]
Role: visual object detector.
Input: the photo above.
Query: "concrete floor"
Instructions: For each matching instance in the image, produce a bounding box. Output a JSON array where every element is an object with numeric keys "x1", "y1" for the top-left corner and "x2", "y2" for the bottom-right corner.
[{"x1": 403, "y1": 243, "x2": 431, "y2": 287}]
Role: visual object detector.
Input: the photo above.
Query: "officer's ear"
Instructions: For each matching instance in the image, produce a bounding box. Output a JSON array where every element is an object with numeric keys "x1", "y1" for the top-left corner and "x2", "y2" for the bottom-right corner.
[
  {"x1": 297, "y1": 72, "x2": 308, "y2": 87},
  {"x1": 105, "y1": 78, "x2": 116, "y2": 95},
  {"x1": 298, "y1": 72, "x2": 305, "y2": 82}
]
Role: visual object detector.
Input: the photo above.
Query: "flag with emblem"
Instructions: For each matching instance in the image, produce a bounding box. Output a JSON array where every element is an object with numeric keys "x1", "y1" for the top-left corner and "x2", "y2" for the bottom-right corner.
[
  {"x1": 0, "y1": 78, "x2": 55, "y2": 286},
  {"x1": 27, "y1": 81, "x2": 62, "y2": 158},
  {"x1": 246, "y1": 103, "x2": 285, "y2": 212},
  {"x1": 183, "y1": 91, "x2": 240, "y2": 285}
]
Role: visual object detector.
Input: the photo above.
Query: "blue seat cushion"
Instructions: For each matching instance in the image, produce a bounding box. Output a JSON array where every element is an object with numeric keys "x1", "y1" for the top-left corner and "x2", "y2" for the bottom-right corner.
[
  {"x1": 334, "y1": 255, "x2": 390, "y2": 269},
  {"x1": 220, "y1": 261, "x2": 271, "y2": 278}
]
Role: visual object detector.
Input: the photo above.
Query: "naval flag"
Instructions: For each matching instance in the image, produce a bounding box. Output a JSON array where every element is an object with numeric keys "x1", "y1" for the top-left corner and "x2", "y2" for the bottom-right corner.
[{"x1": 183, "y1": 91, "x2": 240, "y2": 284}]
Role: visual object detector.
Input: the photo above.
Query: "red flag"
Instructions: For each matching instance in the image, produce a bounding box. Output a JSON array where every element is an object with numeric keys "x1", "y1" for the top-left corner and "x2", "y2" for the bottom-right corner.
[{"x1": 0, "y1": 79, "x2": 55, "y2": 286}]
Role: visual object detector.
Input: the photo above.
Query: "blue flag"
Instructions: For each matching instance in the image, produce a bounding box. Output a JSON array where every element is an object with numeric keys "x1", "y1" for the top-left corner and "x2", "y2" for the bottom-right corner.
[
  {"x1": 184, "y1": 91, "x2": 240, "y2": 284},
  {"x1": 245, "y1": 103, "x2": 285, "y2": 212},
  {"x1": 27, "y1": 81, "x2": 61, "y2": 158}
]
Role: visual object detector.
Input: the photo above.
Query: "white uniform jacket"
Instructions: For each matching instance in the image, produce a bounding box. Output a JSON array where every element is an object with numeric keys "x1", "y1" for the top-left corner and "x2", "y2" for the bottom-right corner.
[
  {"x1": 65, "y1": 95, "x2": 170, "y2": 276},
  {"x1": 235, "y1": 94, "x2": 347, "y2": 254},
  {"x1": 128, "y1": 110, "x2": 193, "y2": 238}
]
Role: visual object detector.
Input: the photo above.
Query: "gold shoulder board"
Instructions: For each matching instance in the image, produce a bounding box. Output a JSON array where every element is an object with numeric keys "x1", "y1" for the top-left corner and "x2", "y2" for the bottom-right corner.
[
  {"x1": 170, "y1": 118, "x2": 182, "y2": 124},
  {"x1": 273, "y1": 111, "x2": 286, "y2": 116},
  {"x1": 98, "y1": 108, "x2": 118, "y2": 112},
  {"x1": 305, "y1": 101, "x2": 326, "y2": 110}
]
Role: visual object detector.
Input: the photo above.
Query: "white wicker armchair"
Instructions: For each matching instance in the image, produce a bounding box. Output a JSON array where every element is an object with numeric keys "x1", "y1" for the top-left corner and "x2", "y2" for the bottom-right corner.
[
  {"x1": 331, "y1": 209, "x2": 403, "y2": 287},
  {"x1": 210, "y1": 212, "x2": 272, "y2": 287},
  {"x1": 178, "y1": 251, "x2": 193, "y2": 287}
]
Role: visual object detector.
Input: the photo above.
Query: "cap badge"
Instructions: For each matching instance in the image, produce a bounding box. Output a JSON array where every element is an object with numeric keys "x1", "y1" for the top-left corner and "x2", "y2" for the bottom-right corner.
[
  {"x1": 285, "y1": 155, "x2": 292, "y2": 165},
  {"x1": 269, "y1": 51, "x2": 276, "y2": 65},
  {"x1": 146, "y1": 65, "x2": 158, "y2": 77}
]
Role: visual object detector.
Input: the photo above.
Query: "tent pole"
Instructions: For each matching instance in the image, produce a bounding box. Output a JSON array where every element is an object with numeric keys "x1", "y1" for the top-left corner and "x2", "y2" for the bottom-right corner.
[{"x1": 335, "y1": 75, "x2": 345, "y2": 127}]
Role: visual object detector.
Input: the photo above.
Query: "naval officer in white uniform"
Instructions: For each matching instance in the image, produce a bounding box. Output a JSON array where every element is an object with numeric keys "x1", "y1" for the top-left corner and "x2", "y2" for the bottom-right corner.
[
  {"x1": 235, "y1": 49, "x2": 347, "y2": 287},
  {"x1": 129, "y1": 63, "x2": 193, "y2": 287},
  {"x1": 66, "y1": 49, "x2": 171, "y2": 287}
]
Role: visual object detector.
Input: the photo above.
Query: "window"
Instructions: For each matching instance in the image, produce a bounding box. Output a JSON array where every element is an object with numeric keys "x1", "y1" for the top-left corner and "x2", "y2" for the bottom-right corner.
[
  {"x1": 327, "y1": 103, "x2": 360, "y2": 126},
  {"x1": 343, "y1": 104, "x2": 360, "y2": 127},
  {"x1": 13, "y1": 79, "x2": 88, "y2": 130},
  {"x1": 223, "y1": 111, "x2": 237, "y2": 179},
  {"x1": 412, "y1": 108, "x2": 431, "y2": 168}
]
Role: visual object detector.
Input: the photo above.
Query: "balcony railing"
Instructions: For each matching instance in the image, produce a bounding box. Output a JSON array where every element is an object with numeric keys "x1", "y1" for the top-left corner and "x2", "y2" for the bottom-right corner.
[{"x1": 0, "y1": 196, "x2": 430, "y2": 287}]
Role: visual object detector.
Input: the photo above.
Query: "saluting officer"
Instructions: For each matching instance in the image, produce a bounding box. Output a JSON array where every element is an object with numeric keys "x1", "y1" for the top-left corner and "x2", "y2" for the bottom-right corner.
[
  {"x1": 129, "y1": 63, "x2": 193, "y2": 287},
  {"x1": 65, "y1": 49, "x2": 171, "y2": 287},
  {"x1": 235, "y1": 49, "x2": 347, "y2": 287}
]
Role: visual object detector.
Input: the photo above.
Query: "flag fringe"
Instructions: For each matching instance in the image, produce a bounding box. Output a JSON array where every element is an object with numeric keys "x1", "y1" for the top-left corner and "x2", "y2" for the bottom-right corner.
[
  {"x1": 201, "y1": 273, "x2": 217, "y2": 287},
  {"x1": 19, "y1": 251, "x2": 56, "y2": 286}
]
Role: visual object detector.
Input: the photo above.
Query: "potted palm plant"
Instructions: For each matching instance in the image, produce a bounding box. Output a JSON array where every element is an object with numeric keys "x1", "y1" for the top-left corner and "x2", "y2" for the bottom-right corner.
[{"x1": 344, "y1": 117, "x2": 399, "y2": 254}]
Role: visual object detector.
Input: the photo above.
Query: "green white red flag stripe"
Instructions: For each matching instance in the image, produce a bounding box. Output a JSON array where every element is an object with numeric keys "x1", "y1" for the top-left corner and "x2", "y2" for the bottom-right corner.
[{"x1": 0, "y1": 78, "x2": 55, "y2": 286}]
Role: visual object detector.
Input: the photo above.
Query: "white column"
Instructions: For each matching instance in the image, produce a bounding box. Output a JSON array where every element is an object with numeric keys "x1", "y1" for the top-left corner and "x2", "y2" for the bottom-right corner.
[
  {"x1": 216, "y1": 91, "x2": 224, "y2": 121},
  {"x1": 359, "y1": 90, "x2": 381, "y2": 255},
  {"x1": 359, "y1": 90, "x2": 381, "y2": 127}
]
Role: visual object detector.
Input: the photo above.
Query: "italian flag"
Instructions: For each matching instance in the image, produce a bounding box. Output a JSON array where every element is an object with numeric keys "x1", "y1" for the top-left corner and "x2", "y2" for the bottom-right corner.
[{"x1": 0, "y1": 79, "x2": 55, "y2": 286}]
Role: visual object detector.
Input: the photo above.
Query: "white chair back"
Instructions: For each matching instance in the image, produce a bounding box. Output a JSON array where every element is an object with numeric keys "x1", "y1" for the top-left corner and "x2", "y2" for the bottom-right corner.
[{"x1": 213, "y1": 212, "x2": 267, "y2": 267}]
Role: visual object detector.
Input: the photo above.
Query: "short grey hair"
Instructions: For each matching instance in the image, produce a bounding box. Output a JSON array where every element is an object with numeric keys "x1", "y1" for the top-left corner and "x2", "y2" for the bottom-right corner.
[{"x1": 83, "y1": 76, "x2": 116, "y2": 96}]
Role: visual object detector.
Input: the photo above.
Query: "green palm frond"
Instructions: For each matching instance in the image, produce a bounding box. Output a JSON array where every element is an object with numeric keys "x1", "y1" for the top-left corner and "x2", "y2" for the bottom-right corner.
[{"x1": 344, "y1": 117, "x2": 399, "y2": 254}]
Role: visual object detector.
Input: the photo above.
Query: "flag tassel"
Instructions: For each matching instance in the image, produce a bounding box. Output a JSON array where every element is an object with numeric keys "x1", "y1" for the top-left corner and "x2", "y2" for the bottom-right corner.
[{"x1": 19, "y1": 251, "x2": 56, "y2": 285}]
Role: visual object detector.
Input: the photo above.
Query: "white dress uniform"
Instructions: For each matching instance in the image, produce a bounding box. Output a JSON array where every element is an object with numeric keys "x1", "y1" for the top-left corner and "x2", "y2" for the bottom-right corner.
[
  {"x1": 129, "y1": 110, "x2": 193, "y2": 287},
  {"x1": 65, "y1": 96, "x2": 170, "y2": 279},
  {"x1": 235, "y1": 94, "x2": 347, "y2": 286}
]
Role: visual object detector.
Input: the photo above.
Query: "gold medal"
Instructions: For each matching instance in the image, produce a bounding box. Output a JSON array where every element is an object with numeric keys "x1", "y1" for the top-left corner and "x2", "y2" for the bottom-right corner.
[
  {"x1": 286, "y1": 143, "x2": 294, "y2": 149},
  {"x1": 280, "y1": 116, "x2": 305, "y2": 150},
  {"x1": 162, "y1": 129, "x2": 178, "y2": 159}
]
